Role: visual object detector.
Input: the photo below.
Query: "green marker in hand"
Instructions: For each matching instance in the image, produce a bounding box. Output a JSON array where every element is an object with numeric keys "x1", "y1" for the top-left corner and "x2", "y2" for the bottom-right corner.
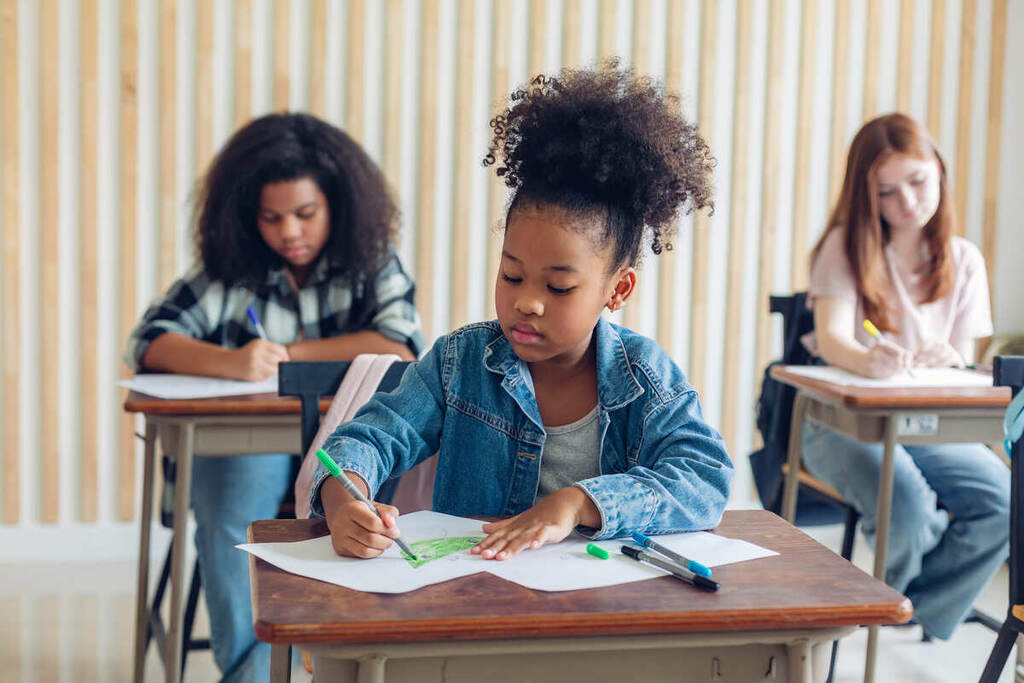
[{"x1": 316, "y1": 448, "x2": 417, "y2": 560}]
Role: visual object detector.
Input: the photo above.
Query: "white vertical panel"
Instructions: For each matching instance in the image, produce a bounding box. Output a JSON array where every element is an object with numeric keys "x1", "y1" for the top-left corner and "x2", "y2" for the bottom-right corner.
[
  {"x1": 808, "y1": 0, "x2": 834, "y2": 247},
  {"x1": 937, "y1": 0, "x2": 961, "y2": 158},
  {"x1": 95, "y1": 0, "x2": 119, "y2": 523},
  {"x1": 362, "y1": 0, "x2": 384, "y2": 162},
  {"x1": 397, "y1": 0, "x2": 421, "y2": 272},
  {"x1": 432, "y1": 0, "x2": 456, "y2": 336},
  {"x1": 175, "y1": 0, "x2": 195, "y2": 272},
  {"x1": 908, "y1": 0, "x2": 932, "y2": 121},
  {"x1": 467, "y1": 0, "x2": 493, "y2": 322},
  {"x1": 18, "y1": 0, "x2": 41, "y2": 524},
  {"x1": 58, "y1": 0, "x2": 82, "y2": 523},
  {"x1": 323, "y1": 0, "x2": 344, "y2": 125}
]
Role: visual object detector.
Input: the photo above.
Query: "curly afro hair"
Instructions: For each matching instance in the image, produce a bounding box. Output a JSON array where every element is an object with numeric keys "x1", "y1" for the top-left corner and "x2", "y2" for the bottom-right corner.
[
  {"x1": 195, "y1": 112, "x2": 398, "y2": 287},
  {"x1": 484, "y1": 60, "x2": 715, "y2": 269}
]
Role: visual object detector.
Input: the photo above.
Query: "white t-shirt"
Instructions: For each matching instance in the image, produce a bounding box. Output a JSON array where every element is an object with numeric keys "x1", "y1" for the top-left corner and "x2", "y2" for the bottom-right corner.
[{"x1": 803, "y1": 230, "x2": 993, "y2": 355}]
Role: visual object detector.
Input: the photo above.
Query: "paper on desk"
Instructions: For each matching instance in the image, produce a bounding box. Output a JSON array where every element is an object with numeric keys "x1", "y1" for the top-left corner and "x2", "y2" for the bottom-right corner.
[
  {"x1": 239, "y1": 511, "x2": 491, "y2": 593},
  {"x1": 119, "y1": 373, "x2": 279, "y2": 399},
  {"x1": 237, "y1": 510, "x2": 778, "y2": 594},
  {"x1": 783, "y1": 365, "x2": 993, "y2": 388},
  {"x1": 487, "y1": 529, "x2": 777, "y2": 591}
]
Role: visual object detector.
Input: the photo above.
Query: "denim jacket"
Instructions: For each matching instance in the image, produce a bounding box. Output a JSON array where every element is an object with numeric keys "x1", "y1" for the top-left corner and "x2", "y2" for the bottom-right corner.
[{"x1": 310, "y1": 317, "x2": 733, "y2": 539}]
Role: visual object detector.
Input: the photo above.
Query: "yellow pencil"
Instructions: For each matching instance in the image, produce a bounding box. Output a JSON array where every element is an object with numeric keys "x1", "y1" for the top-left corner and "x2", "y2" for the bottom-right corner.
[{"x1": 862, "y1": 319, "x2": 916, "y2": 378}]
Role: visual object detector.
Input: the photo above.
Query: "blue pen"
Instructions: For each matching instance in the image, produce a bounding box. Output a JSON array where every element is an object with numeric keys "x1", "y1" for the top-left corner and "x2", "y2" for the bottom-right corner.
[
  {"x1": 246, "y1": 305, "x2": 269, "y2": 340},
  {"x1": 631, "y1": 531, "x2": 712, "y2": 578}
]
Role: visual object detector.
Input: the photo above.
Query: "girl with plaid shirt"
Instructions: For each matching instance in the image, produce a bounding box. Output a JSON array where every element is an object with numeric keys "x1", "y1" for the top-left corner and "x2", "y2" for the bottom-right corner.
[{"x1": 125, "y1": 113, "x2": 424, "y2": 682}]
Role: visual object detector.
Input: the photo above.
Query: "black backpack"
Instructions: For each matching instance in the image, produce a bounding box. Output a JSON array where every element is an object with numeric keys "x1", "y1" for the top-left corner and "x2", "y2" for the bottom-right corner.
[{"x1": 749, "y1": 293, "x2": 845, "y2": 524}]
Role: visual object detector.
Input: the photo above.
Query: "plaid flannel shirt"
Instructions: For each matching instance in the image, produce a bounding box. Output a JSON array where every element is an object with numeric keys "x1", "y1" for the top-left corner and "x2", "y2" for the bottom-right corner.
[{"x1": 124, "y1": 252, "x2": 425, "y2": 371}]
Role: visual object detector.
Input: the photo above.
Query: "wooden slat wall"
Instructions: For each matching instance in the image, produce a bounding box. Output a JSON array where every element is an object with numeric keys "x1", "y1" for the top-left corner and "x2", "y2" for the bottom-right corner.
[
  {"x1": 80, "y1": 0, "x2": 99, "y2": 522},
  {"x1": 308, "y1": 0, "x2": 326, "y2": 118},
  {"x1": 1, "y1": 0, "x2": 19, "y2": 523},
  {"x1": 485, "y1": 0, "x2": 510, "y2": 321},
  {"x1": 234, "y1": 0, "x2": 252, "y2": 126},
  {"x1": 119, "y1": 0, "x2": 138, "y2": 521},
  {"x1": 828, "y1": 0, "x2": 850, "y2": 202},
  {"x1": 623, "y1": 0, "x2": 648, "y2": 335},
  {"x1": 273, "y1": 0, "x2": 289, "y2": 111},
  {"x1": 981, "y1": 0, "x2": 1007, "y2": 300},
  {"x1": 954, "y1": 0, "x2": 976, "y2": 235},
  {"x1": 687, "y1": 0, "x2": 716, "y2": 396},
  {"x1": 0, "y1": 0, "x2": 1016, "y2": 524},
  {"x1": 753, "y1": 0, "x2": 787, "y2": 413},
  {"x1": 195, "y1": 1, "x2": 214, "y2": 175},
  {"x1": 927, "y1": 0, "x2": 946, "y2": 135},
  {"x1": 789, "y1": 0, "x2": 817, "y2": 292},
  {"x1": 346, "y1": 0, "x2": 366, "y2": 142},
  {"x1": 159, "y1": 0, "x2": 176, "y2": 290},
  {"x1": 415, "y1": 0, "x2": 440, "y2": 341},
  {"x1": 720, "y1": 1, "x2": 754, "y2": 453},
  {"x1": 656, "y1": 0, "x2": 684, "y2": 355},
  {"x1": 40, "y1": 0, "x2": 59, "y2": 522}
]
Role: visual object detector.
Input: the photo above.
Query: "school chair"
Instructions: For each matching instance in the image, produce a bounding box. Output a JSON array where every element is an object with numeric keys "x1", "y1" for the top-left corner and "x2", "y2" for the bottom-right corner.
[
  {"x1": 979, "y1": 355, "x2": 1024, "y2": 683},
  {"x1": 753, "y1": 293, "x2": 861, "y2": 560}
]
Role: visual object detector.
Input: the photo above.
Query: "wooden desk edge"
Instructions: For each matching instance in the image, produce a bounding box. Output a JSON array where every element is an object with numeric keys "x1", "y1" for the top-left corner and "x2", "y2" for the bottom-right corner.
[
  {"x1": 770, "y1": 365, "x2": 1010, "y2": 409},
  {"x1": 253, "y1": 599, "x2": 913, "y2": 644},
  {"x1": 122, "y1": 390, "x2": 333, "y2": 415}
]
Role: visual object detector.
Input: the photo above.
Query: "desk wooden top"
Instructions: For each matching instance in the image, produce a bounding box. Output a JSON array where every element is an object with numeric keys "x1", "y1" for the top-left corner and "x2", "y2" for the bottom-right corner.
[
  {"x1": 248, "y1": 510, "x2": 911, "y2": 645},
  {"x1": 771, "y1": 365, "x2": 1011, "y2": 409},
  {"x1": 123, "y1": 390, "x2": 333, "y2": 416}
]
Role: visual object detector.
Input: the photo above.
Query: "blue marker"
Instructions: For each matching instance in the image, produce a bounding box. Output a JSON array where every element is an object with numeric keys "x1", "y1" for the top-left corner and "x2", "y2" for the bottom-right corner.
[
  {"x1": 246, "y1": 305, "x2": 269, "y2": 340},
  {"x1": 631, "y1": 531, "x2": 712, "y2": 578}
]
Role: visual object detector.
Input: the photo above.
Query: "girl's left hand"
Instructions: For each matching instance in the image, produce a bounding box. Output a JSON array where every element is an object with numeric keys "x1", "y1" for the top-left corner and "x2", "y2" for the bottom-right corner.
[
  {"x1": 471, "y1": 487, "x2": 598, "y2": 561},
  {"x1": 914, "y1": 339, "x2": 965, "y2": 368}
]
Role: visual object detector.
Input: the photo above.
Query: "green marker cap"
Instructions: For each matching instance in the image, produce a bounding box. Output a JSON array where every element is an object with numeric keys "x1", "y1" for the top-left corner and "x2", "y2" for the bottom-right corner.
[
  {"x1": 316, "y1": 448, "x2": 342, "y2": 478},
  {"x1": 586, "y1": 543, "x2": 609, "y2": 560}
]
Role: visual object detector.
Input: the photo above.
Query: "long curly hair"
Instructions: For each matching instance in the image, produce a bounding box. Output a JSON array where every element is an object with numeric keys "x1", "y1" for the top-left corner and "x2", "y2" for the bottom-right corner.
[
  {"x1": 484, "y1": 60, "x2": 715, "y2": 269},
  {"x1": 811, "y1": 113, "x2": 954, "y2": 332},
  {"x1": 195, "y1": 112, "x2": 398, "y2": 287}
]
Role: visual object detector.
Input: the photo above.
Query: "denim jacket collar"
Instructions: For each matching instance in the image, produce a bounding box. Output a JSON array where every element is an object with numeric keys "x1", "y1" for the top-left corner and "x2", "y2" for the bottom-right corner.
[{"x1": 482, "y1": 316, "x2": 645, "y2": 412}]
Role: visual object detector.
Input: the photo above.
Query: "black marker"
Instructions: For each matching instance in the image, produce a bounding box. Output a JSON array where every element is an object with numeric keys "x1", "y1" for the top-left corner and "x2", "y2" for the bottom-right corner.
[{"x1": 621, "y1": 545, "x2": 719, "y2": 592}]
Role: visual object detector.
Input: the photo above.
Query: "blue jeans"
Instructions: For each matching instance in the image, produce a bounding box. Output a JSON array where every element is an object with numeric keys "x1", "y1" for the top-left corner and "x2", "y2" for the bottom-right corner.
[
  {"x1": 801, "y1": 422, "x2": 1009, "y2": 639},
  {"x1": 191, "y1": 453, "x2": 295, "y2": 682}
]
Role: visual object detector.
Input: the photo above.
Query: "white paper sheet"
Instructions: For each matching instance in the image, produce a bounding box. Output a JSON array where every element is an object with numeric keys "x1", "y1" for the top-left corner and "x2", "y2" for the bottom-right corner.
[
  {"x1": 783, "y1": 365, "x2": 993, "y2": 388},
  {"x1": 237, "y1": 510, "x2": 778, "y2": 594},
  {"x1": 239, "y1": 512, "x2": 491, "y2": 593},
  {"x1": 120, "y1": 374, "x2": 279, "y2": 399}
]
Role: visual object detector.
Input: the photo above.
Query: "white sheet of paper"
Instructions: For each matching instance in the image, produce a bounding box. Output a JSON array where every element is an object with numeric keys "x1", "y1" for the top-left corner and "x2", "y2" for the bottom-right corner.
[
  {"x1": 487, "y1": 529, "x2": 778, "y2": 592},
  {"x1": 237, "y1": 510, "x2": 778, "y2": 594},
  {"x1": 119, "y1": 373, "x2": 279, "y2": 399},
  {"x1": 238, "y1": 512, "x2": 491, "y2": 593},
  {"x1": 783, "y1": 365, "x2": 993, "y2": 388}
]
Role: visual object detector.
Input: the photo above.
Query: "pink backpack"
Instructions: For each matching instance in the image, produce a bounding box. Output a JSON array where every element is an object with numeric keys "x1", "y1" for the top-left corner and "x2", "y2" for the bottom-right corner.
[{"x1": 292, "y1": 354, "x2": 437, "y2": 519}]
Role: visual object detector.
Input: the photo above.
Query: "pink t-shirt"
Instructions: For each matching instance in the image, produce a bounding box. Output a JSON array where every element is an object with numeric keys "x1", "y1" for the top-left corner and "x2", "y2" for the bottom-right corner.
[{"x1": 803, "y1": 230, "x2": 993, "y2": 355}]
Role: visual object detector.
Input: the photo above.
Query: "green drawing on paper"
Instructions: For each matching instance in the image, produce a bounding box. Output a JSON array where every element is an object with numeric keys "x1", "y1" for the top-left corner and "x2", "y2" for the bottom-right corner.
[{"x1": 401, "y1": 536, "x2": 484, "y2": 568}]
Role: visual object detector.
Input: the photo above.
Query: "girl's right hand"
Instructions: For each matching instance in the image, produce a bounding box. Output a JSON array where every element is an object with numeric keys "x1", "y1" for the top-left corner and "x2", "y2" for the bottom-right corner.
[
  {"x1": 861, "y1": 338, "x2": 912, "y2": 378},
  {"x1": 227, "y1": 339, "x2": 290, "y2": 381},
  {"x1": 325, "y1": 498, "x2": 401, "y2": 558}
]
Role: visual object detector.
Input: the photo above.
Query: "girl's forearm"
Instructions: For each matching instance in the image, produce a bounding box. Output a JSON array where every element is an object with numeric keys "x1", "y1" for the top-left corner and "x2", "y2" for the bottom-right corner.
[
  {"x1": 140, "y1": 332, "x2": 235, "y2": 377},
  {"x1": 287, "y1": 331, "x2": 416, "y2": 362}
]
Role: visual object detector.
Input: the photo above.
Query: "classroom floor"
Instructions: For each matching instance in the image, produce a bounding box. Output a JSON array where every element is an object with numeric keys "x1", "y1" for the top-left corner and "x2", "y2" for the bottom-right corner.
[{"x1": 0, "y1": 523, "x2": 1015, "y2": 682}]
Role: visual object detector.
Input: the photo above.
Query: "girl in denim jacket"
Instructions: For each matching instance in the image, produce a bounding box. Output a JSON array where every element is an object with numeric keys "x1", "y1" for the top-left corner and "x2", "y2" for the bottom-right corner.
[{"x1": 313, "y1": 62, "x2": 734, "y2": 560}]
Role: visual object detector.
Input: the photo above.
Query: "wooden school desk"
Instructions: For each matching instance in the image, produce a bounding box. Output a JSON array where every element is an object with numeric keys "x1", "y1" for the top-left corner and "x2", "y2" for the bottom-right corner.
[
  {"x1": 248, "y1": 510, "x2": 910, "y2": 683},
  {"x1": 124, "y1": 390, "x2": 320, "y2": 683},
  {"x1": 772, "y1": 365, "x2": 1011, "y2": 683}
]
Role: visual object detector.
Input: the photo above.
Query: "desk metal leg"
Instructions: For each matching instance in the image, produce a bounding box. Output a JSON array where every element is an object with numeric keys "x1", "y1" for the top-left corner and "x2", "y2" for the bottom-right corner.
[
  {"x1": 164, "y1": 424, "x2": 194, "y2": 683},
  {"x1": 132, "y1": 421, "x2": 157, "y2": 683},
  {"x1": 786, "y1": 638, "x2": 813, "y2": 683},
  {"x1": 357, "y1": 654, "x2": 387, "y2": 683},
  {"x1": 270, "y1": 644, "x2": 293, "y2": 683},
  {"x1": 782, "y1": 392, "x2": 809, "y2": 522},
  {"x1": 864, "y1": 416, "x2": 897, "y2": 683}
]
